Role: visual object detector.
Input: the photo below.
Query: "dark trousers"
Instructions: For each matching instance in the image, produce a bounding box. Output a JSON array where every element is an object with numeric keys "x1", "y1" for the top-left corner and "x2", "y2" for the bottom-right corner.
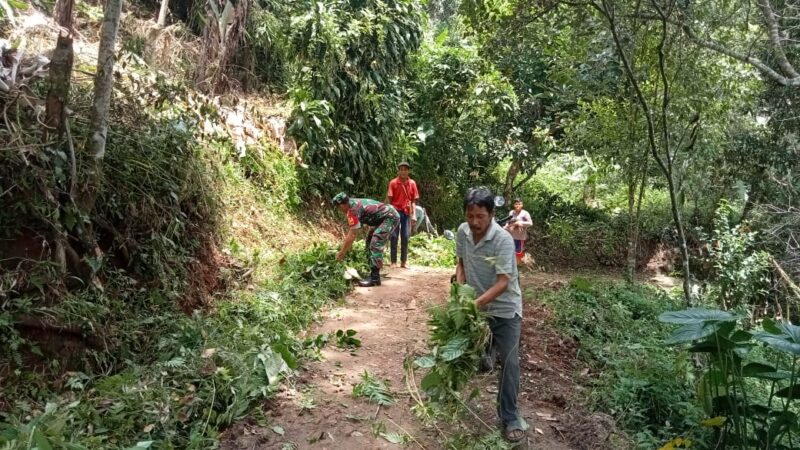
[
  {"x1": 487, "y1": 315, "x2": 522, "y2": 429},
  {"x1": 390, "y1": 211, "x2": 410, "y2": 264}
]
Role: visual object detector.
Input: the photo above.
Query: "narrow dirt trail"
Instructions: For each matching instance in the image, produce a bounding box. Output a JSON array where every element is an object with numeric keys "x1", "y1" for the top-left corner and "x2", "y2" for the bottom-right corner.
[{"x1": 221, "y1": 266, "x2": 585, "y2": 450}]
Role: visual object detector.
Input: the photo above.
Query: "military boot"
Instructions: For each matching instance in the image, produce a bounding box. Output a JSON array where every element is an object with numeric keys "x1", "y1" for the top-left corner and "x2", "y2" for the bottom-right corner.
[{"x1": 358, "y1": 268, "x2": 381, "y2": 287}]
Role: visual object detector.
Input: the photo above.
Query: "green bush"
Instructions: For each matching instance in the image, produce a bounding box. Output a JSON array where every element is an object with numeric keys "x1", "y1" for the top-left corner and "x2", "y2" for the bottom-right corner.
[
  {"x1": 0, "y1": 65, "x2": 364, "y2": 449},
  {"x1": 409, "y1": 233, "x2": 456, "y2": 268},
  {"x1": 704, "y1": 201, "x2": 771, "y2": 312},
  {"x1": 0, "y1": 243, "x2": 363, "y2": 449},
  {"x1": 541, "y1": 281, "x2": 707, "y2": 448}
]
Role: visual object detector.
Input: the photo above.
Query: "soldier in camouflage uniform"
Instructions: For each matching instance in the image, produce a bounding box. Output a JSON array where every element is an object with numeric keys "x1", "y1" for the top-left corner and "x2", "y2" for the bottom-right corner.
[{"x1": 332, "y1": 192, "x2": 400, "y2": 287}]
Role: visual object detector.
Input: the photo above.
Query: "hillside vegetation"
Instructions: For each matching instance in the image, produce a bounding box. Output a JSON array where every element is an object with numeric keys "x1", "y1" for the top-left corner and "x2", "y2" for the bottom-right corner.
[{"x1": 1, "y1": 0, "x2": 799, "y2": 448}]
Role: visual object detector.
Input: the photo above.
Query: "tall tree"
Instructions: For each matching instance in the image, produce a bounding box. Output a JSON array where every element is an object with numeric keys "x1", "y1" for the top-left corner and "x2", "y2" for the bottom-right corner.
[
  {"x1": 77, "y1": 0, "x2": 123, "y2": 285},
  {"x1": 590, "y1": 0, "x2": 699, "y2": 305},
  {"x1": 287, "y1": 0, "x2": 423, "y2": 194}
]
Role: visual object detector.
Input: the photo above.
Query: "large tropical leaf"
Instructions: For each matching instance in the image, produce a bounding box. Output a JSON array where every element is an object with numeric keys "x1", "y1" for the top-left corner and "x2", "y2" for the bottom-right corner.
[
  {"x1": 741, "y1": 363, "x2": 794, "y2": 380},
  {"x1": 659, "y1": 309, "x2": 740, "y2": 325},
  {"x1": 754, "y1": 333, "x2": 800, "y2": 355},
  {"x1": 686, "y1": 322, "x2": 743, "y2": 352},
  {"x1": 666, "y1": 322, "x2": 722, "y2": 345},
  {"x1": 774, "y1": 320, "x2": 800, "y2": 343},
  {"x1": 421, "y1": 371, "x2": 442, "y2": 391}
]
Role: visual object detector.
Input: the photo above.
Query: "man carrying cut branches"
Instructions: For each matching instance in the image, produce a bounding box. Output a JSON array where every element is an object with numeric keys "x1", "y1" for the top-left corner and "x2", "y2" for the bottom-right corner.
[{"x1": 455, "y1": 186, "x2": 526, "y2": 443}]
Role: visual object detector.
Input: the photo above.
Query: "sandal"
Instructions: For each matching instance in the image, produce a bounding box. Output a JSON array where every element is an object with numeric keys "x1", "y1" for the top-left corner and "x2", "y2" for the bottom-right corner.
[{"x1": 505, "y1": 427, "x2": 526, "y2": 443}]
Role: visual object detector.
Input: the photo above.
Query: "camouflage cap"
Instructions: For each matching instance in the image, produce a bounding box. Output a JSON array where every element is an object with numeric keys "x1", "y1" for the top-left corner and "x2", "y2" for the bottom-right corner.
[{"x1": 331, "y1": 192, "x2": 349, "y2": 204}]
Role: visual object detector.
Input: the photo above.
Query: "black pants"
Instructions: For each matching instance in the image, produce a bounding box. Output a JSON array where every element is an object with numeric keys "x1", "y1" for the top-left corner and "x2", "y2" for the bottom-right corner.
[
  {"x1": 487, "y1": 315, "x2": 522, "y2": 429},
  {"x1": 390, "y1": 211, "x2": 410, "y2": 264}
]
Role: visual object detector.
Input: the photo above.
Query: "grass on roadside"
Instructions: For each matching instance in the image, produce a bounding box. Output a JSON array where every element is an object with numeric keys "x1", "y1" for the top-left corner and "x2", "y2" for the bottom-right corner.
[{"x1": 539, "y1": 279, "x2": 710, "y2": 449}]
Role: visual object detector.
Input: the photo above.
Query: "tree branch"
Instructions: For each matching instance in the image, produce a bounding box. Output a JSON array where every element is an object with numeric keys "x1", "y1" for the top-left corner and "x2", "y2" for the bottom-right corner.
[
  {"x1": 632, "y1": 12, "x2": 800, "y2": 86},
  {"x1": 652, "y1": 0, "x2": 672, "y2": 169},
  {"x1": 755, "y1": 0, "x2": 800, "y2": 79}
]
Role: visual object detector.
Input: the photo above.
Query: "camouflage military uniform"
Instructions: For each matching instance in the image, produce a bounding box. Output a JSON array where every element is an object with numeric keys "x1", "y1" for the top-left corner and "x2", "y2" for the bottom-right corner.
[{"x1": 345, "y1": 198, "x2": 400, "y2": 270}]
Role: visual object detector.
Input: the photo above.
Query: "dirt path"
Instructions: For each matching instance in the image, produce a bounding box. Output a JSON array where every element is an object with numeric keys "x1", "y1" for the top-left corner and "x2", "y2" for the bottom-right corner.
[{"x1": 220, "y1": 266, "x2": 591, "y2": 450}]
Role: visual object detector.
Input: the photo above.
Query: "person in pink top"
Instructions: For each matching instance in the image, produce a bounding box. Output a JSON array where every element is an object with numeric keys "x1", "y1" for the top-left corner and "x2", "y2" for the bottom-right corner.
[
  {"x1": 504, "y1": 198, "x2": 532, "y2": 263},
  {"x1": 386, "y1": 162, "x2": 419, "y2": 268}
]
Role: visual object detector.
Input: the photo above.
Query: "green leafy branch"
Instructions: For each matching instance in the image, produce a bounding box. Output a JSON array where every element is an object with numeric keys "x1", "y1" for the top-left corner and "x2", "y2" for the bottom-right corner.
[{"x1": 352, "y1": 370, "x2": 395, "y2": 406}]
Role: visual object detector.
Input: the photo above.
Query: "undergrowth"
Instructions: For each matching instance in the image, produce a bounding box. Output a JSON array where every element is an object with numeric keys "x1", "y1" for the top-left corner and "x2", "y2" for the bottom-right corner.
[
  {"x1": 0, "y1": 243, "x2": 366, "y2": 449},
  {"x1": 540, "y1": 279, "x2": 710, "y2": 449},
  {"x1": 0, "y1": 50, "x2": 368, "y2": 449},
  {"x1": 408, "y1": 233, "x2": 455, "y2": 268}
]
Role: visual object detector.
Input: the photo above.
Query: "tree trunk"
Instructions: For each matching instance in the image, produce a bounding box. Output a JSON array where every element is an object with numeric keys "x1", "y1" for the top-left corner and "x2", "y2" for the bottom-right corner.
[
  {"x1": 625, "y1": 178, "x2": 637, "y2": 281},
  {"x1": 45, "y1": 36, "x2": 73, "y2": 138},
  {"x1": 503, "y1": 158, "x2": 521, "y2": 201},
  {"x1": 157, "y1": 0, "x2": 169, "y2": 26},
  {"x1": 667, "y1": 172, "x2": 693, "y2": 303},
  {"x1": 44, "y1": 0, "x2": 74, "y2": 139},
  {"x1": 89, "y1": 0, "x2": 123, "y2": 167},
  {"x1": 75, "y1": 0, "x2": 123, "y2": 289},
  {"x1": 595, "y1": 0, "x2": 693, "y2": 306},
  {"x1": 582, "y1": 176, "x2": 597, "y2": 207},
  {"x1": 43, "y1": 0, "x2": 75, "y2": 276}
]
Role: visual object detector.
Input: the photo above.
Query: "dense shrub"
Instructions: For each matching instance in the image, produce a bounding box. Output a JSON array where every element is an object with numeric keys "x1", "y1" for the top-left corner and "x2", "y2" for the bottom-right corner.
[{"x1": 541, "y1": 281, "x2": 708, "y2": 448}]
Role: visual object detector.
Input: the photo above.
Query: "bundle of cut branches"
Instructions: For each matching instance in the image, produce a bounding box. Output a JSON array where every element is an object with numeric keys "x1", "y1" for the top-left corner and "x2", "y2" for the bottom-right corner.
[{"x1": 413, "y1": 283, "x2": 490, "y2": 403}]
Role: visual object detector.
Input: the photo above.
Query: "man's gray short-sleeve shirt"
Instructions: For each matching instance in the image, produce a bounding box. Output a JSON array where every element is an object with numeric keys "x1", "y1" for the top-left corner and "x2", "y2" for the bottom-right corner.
[{"x1": 456, "y1": 221, "x2": 523, "y2": 319}]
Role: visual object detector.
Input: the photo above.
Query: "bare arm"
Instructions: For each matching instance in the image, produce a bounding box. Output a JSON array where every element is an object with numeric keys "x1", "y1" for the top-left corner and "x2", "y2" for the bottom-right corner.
[
  {"x1": 456, "y1": 257, "x2": 466, "y2": 284},
  {"x1": 475, "y1": 274, "x2": 510, "y2": 308},
  {"x1": 336, "y1": 228, "x2": 358, "y2": 261}
]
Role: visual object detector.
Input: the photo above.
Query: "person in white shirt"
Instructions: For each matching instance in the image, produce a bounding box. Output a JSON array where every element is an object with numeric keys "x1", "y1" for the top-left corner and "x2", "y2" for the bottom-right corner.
[{"x1": 504, "y1": 198, "x2": 532, "y2": 263}]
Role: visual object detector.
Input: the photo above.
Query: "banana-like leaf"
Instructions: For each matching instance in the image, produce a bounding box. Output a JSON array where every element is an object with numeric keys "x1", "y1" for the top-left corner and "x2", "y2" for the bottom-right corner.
[
  {"x1": 754, "y1": 333, "x2": 800, "y2": 355},
  {"x1": 741, "y1": 362, "x2": 793, "y2": 380},
  {"x1": 667, "y1": 321, "x2": 721, "y2": 345},
  {"x1": 659, "y1": 309, "x2": 740, "y2": 325}
]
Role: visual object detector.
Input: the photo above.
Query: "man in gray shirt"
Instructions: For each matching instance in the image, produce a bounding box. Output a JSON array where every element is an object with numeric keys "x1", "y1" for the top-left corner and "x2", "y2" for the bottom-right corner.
[{"x1": 455, "y1": 187, "x2": 525, "y2": 443}]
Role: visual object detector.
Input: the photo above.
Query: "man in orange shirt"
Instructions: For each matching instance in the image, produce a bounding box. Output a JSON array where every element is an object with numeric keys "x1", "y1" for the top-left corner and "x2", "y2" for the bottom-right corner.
[{"x1": 386, "y1": 162, "x2": 419, "y2": 268}]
